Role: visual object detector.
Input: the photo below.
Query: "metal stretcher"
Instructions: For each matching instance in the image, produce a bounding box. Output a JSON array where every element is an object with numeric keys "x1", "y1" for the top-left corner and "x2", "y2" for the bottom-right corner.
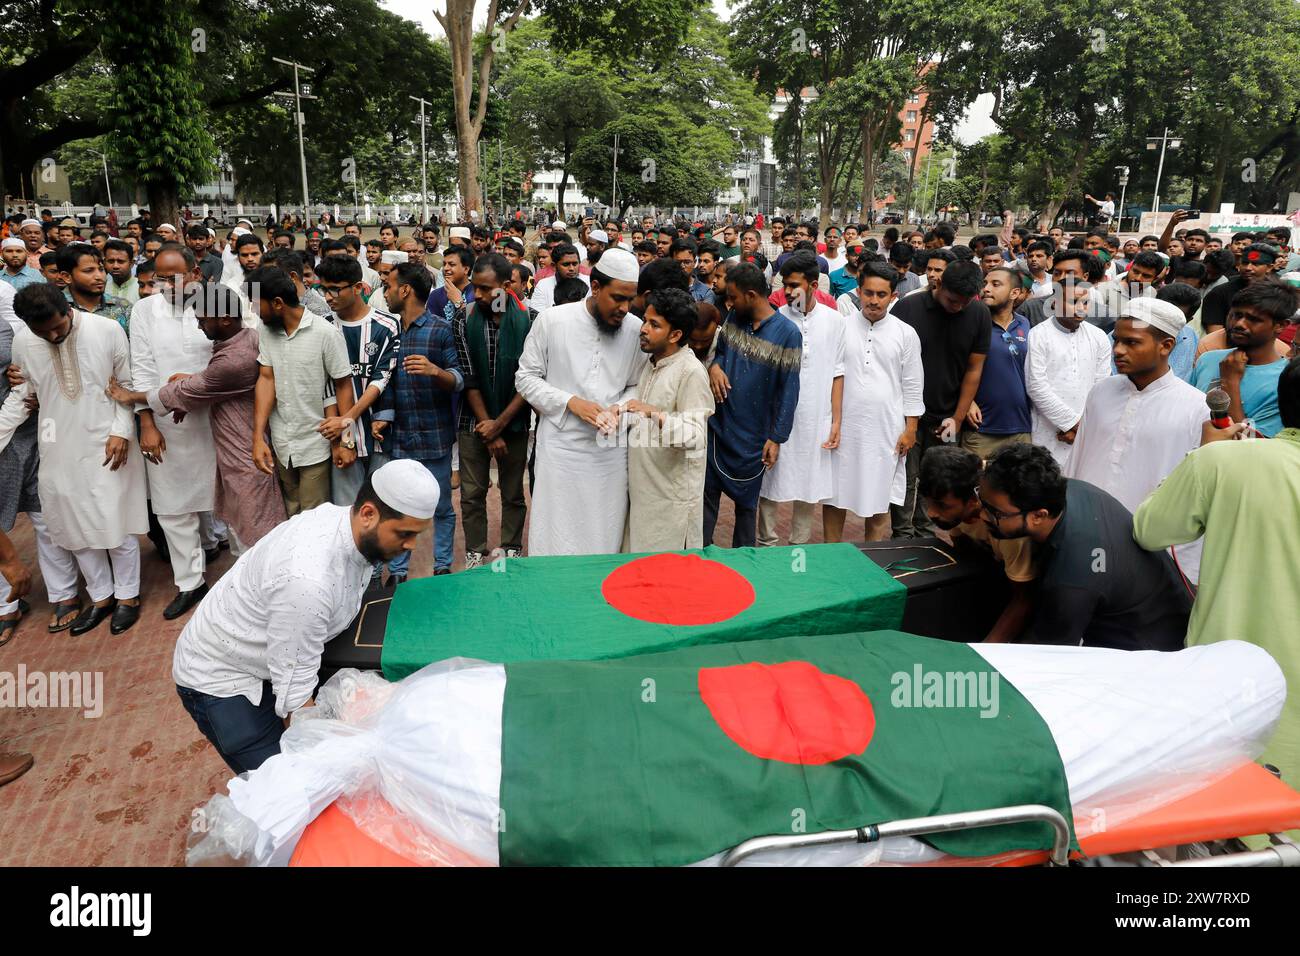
[{"x1": 287, "y1": 762, "x2": 1300, "y2": 868}]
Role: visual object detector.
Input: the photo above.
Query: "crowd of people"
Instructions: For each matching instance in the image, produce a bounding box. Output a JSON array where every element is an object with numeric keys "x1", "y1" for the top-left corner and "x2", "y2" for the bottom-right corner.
[{"x1": 0, "y1": 204, "x2": 1297, "y2": 790}]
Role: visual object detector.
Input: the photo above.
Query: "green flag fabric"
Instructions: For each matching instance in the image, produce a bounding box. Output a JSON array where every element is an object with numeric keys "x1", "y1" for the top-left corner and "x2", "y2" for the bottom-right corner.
[
  {"x1": 381, "y1": 543, "x2": 905, "y2": 679},
  {"x1": 498, "y1": 630, "x2": 1075, "y2": 866}
]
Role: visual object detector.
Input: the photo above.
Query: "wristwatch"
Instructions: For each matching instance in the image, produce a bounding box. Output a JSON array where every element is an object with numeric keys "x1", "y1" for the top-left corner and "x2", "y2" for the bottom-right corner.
[{"x1": 340, "y1": 425, "x2": 357, "y2": 450}]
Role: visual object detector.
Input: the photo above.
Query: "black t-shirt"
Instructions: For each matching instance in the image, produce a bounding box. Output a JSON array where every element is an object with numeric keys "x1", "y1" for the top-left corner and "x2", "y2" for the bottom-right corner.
[
  {"x1": 1200, "y1": 274, "x2": 1248, "y2": 331},
  {"x1": 892, "y1": 290, "x2": 992, "y2": 423},
  {"x1": 1027, "y1": 480, "x2": 1191, "y2": 651}
]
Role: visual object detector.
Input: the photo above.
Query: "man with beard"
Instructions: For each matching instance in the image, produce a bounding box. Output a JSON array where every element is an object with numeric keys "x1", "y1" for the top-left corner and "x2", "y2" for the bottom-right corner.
[
  {"x1": 107, "y1": 283, "x2": 285, "y2": 555},
  {"x1": 102, "y1": 239, "x2": 139, "y2": 304},
  {"x1": 963, "y1": 266, "x2": 1031, "y2": 458},
  {"x1": 173, "y1": 459, "x2": 437, "y2": 773},
  {"x1": 57, "y1": 243, "x2": 131, "y2": 333},
  {"x1": 979, "y1": 442, "x2": 1190, "y2": 651},
  {"x1": 704, "y1": 263, "x2": 802, "y2": 548},
  {"x1": 758, "y1": 251, "x2": 844, "y2": 549},
  {"x1": 585, "y1": 228, "x2": 610, "y2": 267},
  {"x1": 919, "y1": 446, "x2": 1037, "y2": 643},
  {"x1": 1199, "y1": 242, "x2": 1283, "y2": 335},
  {"x1": 0, "y1": 283, "x2": 148, "y2": 635},
  {"x1": 126, "y1": 245, "x2": 222, "y2": 619},
  {"x1": 516, "y1": 247, "x2": 647, "y2": 555},
  {"x1": 250, "y1": 266, "x2": 357, "y2": 516},
  {"x1": 18, "y1": 219, "x2": 48, "y2": 270},
  {"x1": 0, "y1": 237, "x2": 41, "y2": 292}
]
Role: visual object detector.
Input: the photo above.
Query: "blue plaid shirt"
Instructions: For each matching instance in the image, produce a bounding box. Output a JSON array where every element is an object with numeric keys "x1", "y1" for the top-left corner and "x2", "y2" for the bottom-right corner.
[{"x1": 374, "y1": 312, "x2": 464, "y2": 460}]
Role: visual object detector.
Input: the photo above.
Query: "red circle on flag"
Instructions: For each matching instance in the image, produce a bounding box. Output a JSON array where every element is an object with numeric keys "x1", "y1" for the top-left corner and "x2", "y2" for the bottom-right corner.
[
  {"x1": 699, "y1": 661, "x2": 875, "y2": 765},
  {"x1": 601, "y1": 553, "x2": 756, "y2": 625}
]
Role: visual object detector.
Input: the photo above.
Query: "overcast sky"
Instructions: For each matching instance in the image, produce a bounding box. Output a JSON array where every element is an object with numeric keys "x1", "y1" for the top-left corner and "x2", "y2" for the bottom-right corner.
[{"x1": 379, "y1": 0, "x2": 996, "y2": 143}]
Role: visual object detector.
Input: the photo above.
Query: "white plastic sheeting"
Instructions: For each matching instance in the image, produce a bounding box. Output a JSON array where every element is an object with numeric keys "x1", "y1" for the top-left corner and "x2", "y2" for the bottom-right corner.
[{"x1": 186, "y1": 640, "x2": 1285, "y2": 867}]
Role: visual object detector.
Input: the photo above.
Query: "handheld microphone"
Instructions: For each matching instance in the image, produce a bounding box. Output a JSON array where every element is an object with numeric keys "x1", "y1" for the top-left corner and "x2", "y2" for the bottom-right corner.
[{"x1": 1206, "y1": 383, "x2": 1233, "y2": 429}]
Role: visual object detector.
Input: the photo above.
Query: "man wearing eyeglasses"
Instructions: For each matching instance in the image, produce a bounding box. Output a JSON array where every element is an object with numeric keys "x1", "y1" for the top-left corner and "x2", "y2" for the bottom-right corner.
[
  {"x1": 128, "y1": 243, "x2": 219, "y2": 621},
  {"x1": 962, "y1": 266, "x2": 1032, "y2": 459},
  {"x1": 978, "y1": 442, "x2": 1190, "y2": 651}
]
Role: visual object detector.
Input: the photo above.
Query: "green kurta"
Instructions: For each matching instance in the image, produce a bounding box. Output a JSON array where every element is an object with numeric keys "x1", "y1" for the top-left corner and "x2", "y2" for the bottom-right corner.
[{"x1": 1133, "y1": 429, "x2": 1300, "y2": 823}]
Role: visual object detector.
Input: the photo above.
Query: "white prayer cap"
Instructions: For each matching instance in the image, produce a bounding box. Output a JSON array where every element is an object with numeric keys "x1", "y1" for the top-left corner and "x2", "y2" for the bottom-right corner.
[
  {"x1": 2, "y1": 238, "x2": 25, "y2": 250},
  {"x1": 207, "y1": 228, "x2": 216, "y2": 238},
  {"x1": 450, "y1": 226, "x2": 471, "y2": 240},
  {"x1": 370, "y1": 459, "x2": 440, "y2": 519},
  {"x1": 1121, "y1": 297, "x2": 1186, "y2": 338},
  {"x1": 158, "y1": 222, "x2": 177, "y2": 231},
  {"x1": 588, "y1": 228, "x2": 609, "y2": 245},
  {"x1": 232, "y1": 226, "x2": 250, "y2": 237},
  {"x1": 237, "y1": 218, "x2": 254, "y2": 227},
  {"x1": 381, "y1": 250, "x2": 407, "y2": 264},
  {"x1": 592, "y1": 247, "x2": 639, "y2": 283},
  {"x1": 19, "y1": 218, "x2": 40, "y2": 228},
  {"x1": 551, "y1": 220, "x2": 567, "y2": 230}
]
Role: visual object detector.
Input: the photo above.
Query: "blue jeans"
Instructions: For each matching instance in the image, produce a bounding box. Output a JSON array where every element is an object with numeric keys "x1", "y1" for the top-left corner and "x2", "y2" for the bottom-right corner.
[
  {"x1": 176, "y1": 681, "x2": 284, "y2": 775},
  {"x1": 387, "y1": 451, "x2": 455, "y2": 574}
]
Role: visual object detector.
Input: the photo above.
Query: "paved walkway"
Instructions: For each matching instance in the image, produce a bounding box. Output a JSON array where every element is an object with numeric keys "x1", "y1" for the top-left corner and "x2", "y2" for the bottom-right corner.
[{"x1": 0, "y1": 476, "x2": 843, "y2": 865}]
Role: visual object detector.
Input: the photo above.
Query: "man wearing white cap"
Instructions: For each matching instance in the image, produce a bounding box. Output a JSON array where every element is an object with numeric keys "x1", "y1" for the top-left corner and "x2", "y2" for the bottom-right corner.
[
  {"x1": 368, "y1": 249, "x2": 408, "y2": 310},
  {"x1": 585, "y1": 228, "x2": 609, "y2": 265},
  {"x1": 1, "y1": 237, "x2": 42, "y2": 292},
  {"x1": 1066, "y1": 296, "x2": 1207, "y2": 581},
  {"x1": 516, "y1": 246, "x2": 648, "y2": 555},
  {"x1": 173, "y1": 458, "x2": 436, "y2": 773},
  {"x1": 448, "y1": 225, "x2": 472, "y2": 248},
  {"x1": 18, "y1": 219, "x2": 48, "y2": 270}
]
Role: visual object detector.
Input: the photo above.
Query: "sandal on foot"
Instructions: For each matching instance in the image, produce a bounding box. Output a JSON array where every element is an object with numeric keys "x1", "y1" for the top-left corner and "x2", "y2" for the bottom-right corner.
[
  {"x1": 48, "y1": 600, "x2": 83, "y2": 633},
  {"x1": 0, "y1": 615, "x2": 19, "y2": 648}
]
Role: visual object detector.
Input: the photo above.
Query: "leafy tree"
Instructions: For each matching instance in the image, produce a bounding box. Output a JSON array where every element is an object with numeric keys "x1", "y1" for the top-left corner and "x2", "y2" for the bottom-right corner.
[
  {"x1": 101, "y1": 0, "x2": 214, "y2": 225},
  {"x1": 496, "y1": 20, "x2": 618, "y2": 214}
]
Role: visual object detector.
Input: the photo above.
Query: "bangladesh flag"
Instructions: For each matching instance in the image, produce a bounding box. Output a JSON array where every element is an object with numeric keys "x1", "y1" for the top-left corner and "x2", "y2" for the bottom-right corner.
[
  {"x1": 498, "y1": 630, "x2": 1075, "y2": 866},
  {"x1": 381, "y1": 544, "x2": 905, "y2": 679}
]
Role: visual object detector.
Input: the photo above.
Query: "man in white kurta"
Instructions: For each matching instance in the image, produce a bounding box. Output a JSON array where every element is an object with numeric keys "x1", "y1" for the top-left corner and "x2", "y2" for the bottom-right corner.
[
  {"x1": 624, "y1": 289, "x2": 715, "y2": 552},
  {"x1": 515, "y1": 249, "x2": 648, "y2": 556},
  {"x1": 758, "y1": 260, "x2": 845, "y2": 547},
  {"x1": 1066, "y1": 298, "x2": 1207, "y2": 583},
  {"x1": 131, "y1": 248, "x2": 218, "y2": 613},
  {"x1": 825, "y1": 264, "x2": 925, "y2": 542},
  {"x1": 1025, "y1": 281, "x2": 1112, "y2": 468},
  {"x1": 0, "y1": 290, "x2": 148, "y2": 630}
]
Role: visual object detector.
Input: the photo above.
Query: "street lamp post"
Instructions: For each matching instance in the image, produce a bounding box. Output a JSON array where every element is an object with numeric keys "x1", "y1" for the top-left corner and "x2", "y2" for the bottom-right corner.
[
  {"x1": 1114, "y1": 165, "x2": 1130, "y2": 234},
  {"x1": 273, "y1": 57, "x2": 317, "y2": 221},
  {"x1": 410, "y1": 96, "x2": 431, "y2": 223},
  {"x1": 609, "y1": 133, "x2": 623, "y2": 217},
  {"x1": 919, "y1": 146, "x2": 934, "y2": 224},
  {"x1": 88, "y1": 148, "x2": 113, "y2": 211},
  {"x1": 1146, "y1": 128, "x2": 1181, "y2": 217}
]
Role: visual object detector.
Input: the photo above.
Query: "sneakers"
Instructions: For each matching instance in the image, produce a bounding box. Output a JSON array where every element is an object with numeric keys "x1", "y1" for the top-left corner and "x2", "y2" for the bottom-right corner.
[
  {"x1": 504, "y1": 549, "x2": 522, "y2": 559},
  {"x1": 464, "y1": 550, "x2": 484, "y2": 570}
]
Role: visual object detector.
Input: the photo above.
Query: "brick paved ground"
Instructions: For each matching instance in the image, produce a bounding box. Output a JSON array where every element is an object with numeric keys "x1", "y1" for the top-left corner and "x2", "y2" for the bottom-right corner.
[{"x1": 0, "y1": 476, "x2": 841, "y2": 865}]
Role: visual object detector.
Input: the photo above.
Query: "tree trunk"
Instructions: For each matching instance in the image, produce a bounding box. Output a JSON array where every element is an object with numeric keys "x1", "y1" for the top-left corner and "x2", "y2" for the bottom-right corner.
[
  {"x1": 791, "y1": 93, "x2": 804, "y2": 218},
  {"x1": 148, "y1": 179, "x2": 181, "y2": 231},
  {"x1": 437, "y1": 0, "x2": 530, "y2": 221},
  {"x1": 1205, "y1": 122, "x2": 1232, "y2": 213},
  {"x1": 859, "y1": 116, "x2": 876, "y2": 227},
  {"x1": 902, "y1": 144, "x2": 922, "y2": 225},
  {"x1": 557, "y1": 136, "x2": 572, "y2": 215}
]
